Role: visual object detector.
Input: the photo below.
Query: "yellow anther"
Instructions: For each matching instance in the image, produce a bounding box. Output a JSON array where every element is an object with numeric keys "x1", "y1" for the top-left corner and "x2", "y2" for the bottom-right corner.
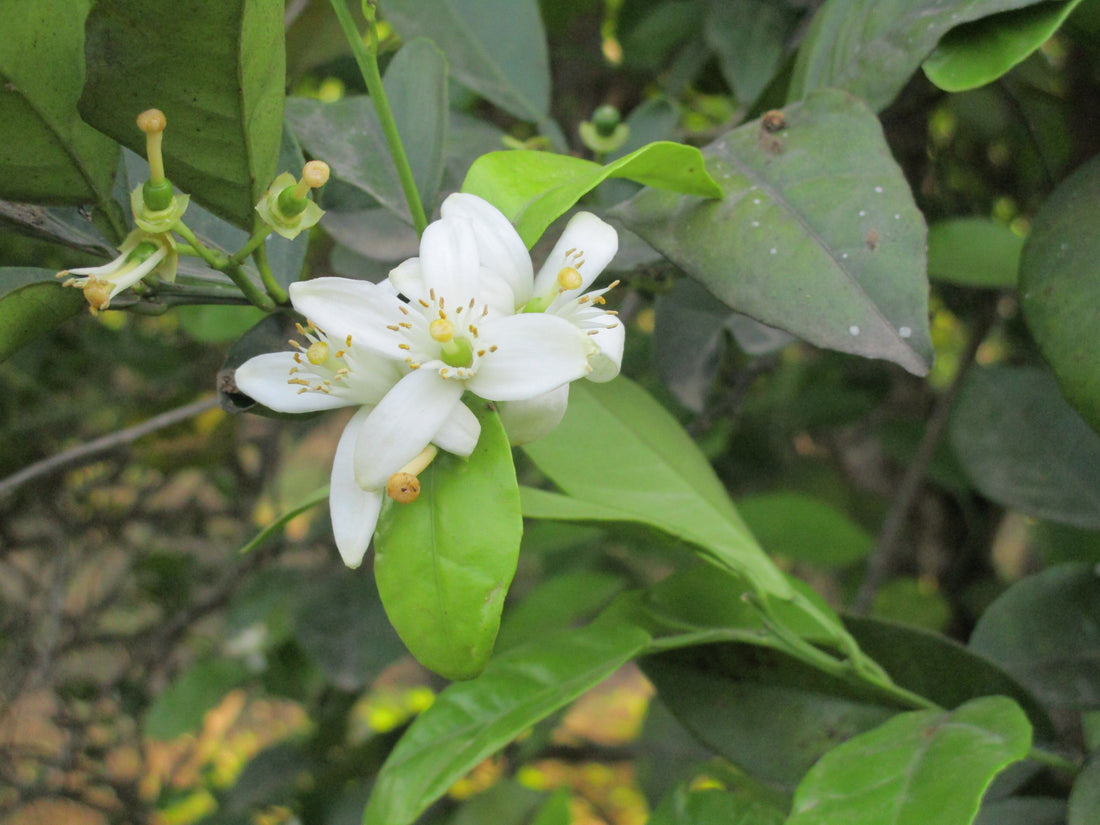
[
  {"x1": 557, "y1": 266, "x2": 583, "y2": 291},
  {"x1": 386, "y1": 472, "x2": 421, "y2": 503},
  {"x1": 430, "y1": 318, "x2": 455, "y2": 342},
  {"x1": 306, "y1": 341, "x2": 330, "y2": 365},
  {"x1": 83, "y1": 279, "x2": 113, "y2": 313}
]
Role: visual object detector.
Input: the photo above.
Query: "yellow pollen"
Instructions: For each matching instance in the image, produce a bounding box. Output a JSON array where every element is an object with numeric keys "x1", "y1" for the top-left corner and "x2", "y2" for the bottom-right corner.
[
  {"x1": 335, "y1": 349, "x2": 346, "y2": 358},
  {"x1": 398, "y1": 343, "x2": 411, "y2": 350},
  {"x1": 557, "y1": 266, "x2": 583, "y2": 290},
  {"x1": 306, "y1": 341, "x2": 329, "y2": 365},
  {"x1": 386, "y1": 472, "x2": 421, "y2": 503},
  {"x1": 293, "y1": 353, "x2": 302, "y2": 363},
  {"x1": 387, "y1": 324, "x2": 400, "y2": 331},
  {"x1": 419, "y1": 299, "x2": 431, "y2": 308},
  {"x1": 430, "y1": 318, "x2": 455, "y2": 342},
  {"x1": 83, "y1": 279, "x2": 113, "y2": 312},
  {"x1": 346, "y1": 334, "x2": 353, "y2": 346},
  {"x1": 399, "y1": 305, "x2": 410, "y2": 315},
  {"x1": 489, "y1": 345, "x2": 498, "y2": 352}
]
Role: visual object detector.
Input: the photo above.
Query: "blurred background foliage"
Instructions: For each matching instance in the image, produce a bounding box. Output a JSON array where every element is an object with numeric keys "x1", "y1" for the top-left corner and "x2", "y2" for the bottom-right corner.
[{"x1": 3, "y1": 0, "x2": 1100, "y2": 822}]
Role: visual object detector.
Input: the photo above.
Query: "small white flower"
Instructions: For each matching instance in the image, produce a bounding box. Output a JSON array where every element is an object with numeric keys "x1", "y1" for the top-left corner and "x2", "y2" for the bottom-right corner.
[{"x1": 58, "y1": 229, "x2": 178, "y2": 313}]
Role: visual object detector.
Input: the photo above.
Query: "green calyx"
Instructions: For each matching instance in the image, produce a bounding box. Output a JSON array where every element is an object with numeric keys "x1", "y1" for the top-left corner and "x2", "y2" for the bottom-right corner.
[
  {"x1": 142, "y1": 178, "x2": 175, "y2": 212},
  {"x1": 440, "y1": 337, "x2": 474, "y2": 368}
]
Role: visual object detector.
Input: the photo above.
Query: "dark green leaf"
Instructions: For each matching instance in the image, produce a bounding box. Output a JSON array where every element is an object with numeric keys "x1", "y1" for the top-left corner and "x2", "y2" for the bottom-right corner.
[
  {"x1": 463, "y1": 142, "x2": 722, "y2": 248},
  {"x1": 175, "y1": 305, "x2": 267, "y2": 344},
  {"x1": 738, "y1": 493, "x2": 874, "y2": 566},
  {"x1": 374, "y1": 400, "x2": 522, "y2": 680},
  {"x1": 924, "y1": 0, "x2": 1085, "y2": 92},
  {"x1": 650, "y1": 784, "x2": 786, "y2": 825},
  {"x1": 786, "y1": 697, "x2": 1032, "y2": 825},
  {"x1": 704, "y1": 0, "x2": 801, "y2": 107},
  {"x1": 0, "y1": 270, "x2": 86, "y2": 362},
  {"x1": 0, "y1": 201, "x2": 114, "y2": 256},
  {"x1": 969, "y1": 562, "x2": 1100, "y2": 709},
  {"x1": 80, "y1": 0, "x2": 285, "y2": 229},
  {"x1": 789, "y1": 0, "x2": 1056, "y2": 111},
  {"x1": 615, "y1": 90, "x2": 932, "y2": 376},
  {"x1": 361, "y1": 617, "x2": 652, "y2": 825},
  {"x1": 1069, "y1": 755, "x2": 1100, "y2": 825},
  {"x1": 522, "y1": 377, "x2": 793, "y2": 598},
  {"x1": 1020, "y1": 154, "x2": 1100, "y2": 435},
  {"x1": 380, "y1": 0, "x2": 551, "y2": 125},
  {"x1": 976, "y1": 797, "x2": 1067, "y2": 825},
  {"x1": 495, "y1": 571, "x2": 626, "y2": 652},
  {"x1": 950, "y1": 366, "x2": 1100, "y2": 529},
  {"x1": 0, "y1": 0, "x2": 119, "y2": 210},
  {"x1": 446, "y1": 781, "x2": 545, "y2": 825},
  {"x1": 927, "y1": 217, "x2": 1023, "y2": 288},
  {"x1": 653, "y1": 277, "x2": 731, "y2": 413},
  {"x1": 144, "y1": 657, "x2": 249, "y2": 740}
]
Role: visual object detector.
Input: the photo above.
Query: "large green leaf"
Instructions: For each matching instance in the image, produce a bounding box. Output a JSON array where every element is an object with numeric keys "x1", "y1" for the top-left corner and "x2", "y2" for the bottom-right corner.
[
  {"x1": 1020, "y1": 154, "x2": 1100, "y2": 435},
  {"x1": 373, "y1": 399, "x2": 522, "y2": 680},
  {"x1": 615, "y1": 90, "x2": 932, "y2": 376},
  {"x1": 927, "y1": 217, "x2": 1023, "y2": 288},
  {"x1": 704, "y1": 0, "x2": 801, "y2": 107},
  {"x1": 737, "y1": 493, "x2": 874, "y2": 567},
  {"x1": 463, "y1": 142, "x2": 722, "y2": 248},
  {"x1": 0, "y1": 0, "x2": 119, "y2": 213},
  {"x1": 379, "y1": 0, "x2": 551, "y2": 126},
  {"x1": 522, "y1": 377, "x2": 793, "y2": 599},
  {"x1": 649, "y1": 784, "x2": 785, "y2": 825},
  {"x1": 361, "y1": 617, "x2": 652, "y2": 825},
  {"x1": 950, "y1": 366, "x2": 1100, "y2": 529},
  {"x1": 79, "y1": 0, "x2": 285, "y2": 229},
  {"x1": 923, "y1": 0, "x2": 1085, "y2": 92},
  {"x1": 0, "y1": 269, "x2": 86, "y2": 362},
  {"x1": 786, "y1": 697, "x2": 1032, "y2": 825},
  {"x1": 789, "y1": 0, "x2": 1055, "y2": 111},
  {"x1": 1069, "y1": 755, "x2": 1100, "y2": 825},
  {"x1": 969, "y1": 563, "x2": 1100, "y2": 709}
]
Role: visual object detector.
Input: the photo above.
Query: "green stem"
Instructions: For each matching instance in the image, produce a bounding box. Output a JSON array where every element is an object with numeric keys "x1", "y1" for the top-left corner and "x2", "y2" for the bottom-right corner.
[
  {"x1": 330, "y1": 0, "x2": 428, "y2": 235},
  {"x1": 224, "y1": 262, "x2": 276, "y2": 311},
  {"x1": 252, "y1": 241, "x2": 289, "y2": 305},
  {"x1": 1027, "y1": 745, "x2": 1080, "y2": 775},
  {"x1": 230, "y1": 225, "x2": 273, "y2": 266},
  {"x1": 173, "y1": 220, "x2": 275, "y2": 311},
  {"x1": 172, "y1": 221, "x2": 225, "y2": 270}
]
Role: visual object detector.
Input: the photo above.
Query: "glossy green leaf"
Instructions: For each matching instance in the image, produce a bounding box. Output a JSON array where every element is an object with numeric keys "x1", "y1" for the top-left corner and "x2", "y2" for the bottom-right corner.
[
  {"x1": 383, "y1": 38, "x2": 449, "y2": 214},
  {"x1": 789, "y1": 0, "x2": 1055, "y2": 111},
  {"x1": 374, "y1": 400, "x2": 522, "y2": 680},
  {"x1": 927, "y1": 217, "x2": 1023, "y2": 288},
  {"x1": 0, "y1": 269, "x2": 86, "y2": 362},
  {"x1": 495, "y1": 571, "x2": 626, "y2": 652},
  {"x1": 380, "y1": 0, "x2": 550, "y2": 126},
  {"x1": 522, "y1": 377, "x2": 793, "y2": 599},
  {"x1": 79, "y1": 0, "x2": 285, "y2": 229},
  {"x1": 969, "y1": 563, "x2": 1100, "y2": 709},
  {"x1": 462, "y1": 142, "x2": 722, "y2": 247},
  {"x1": 737, "y1": 493, "x2": 874, "y2": 566},
  {"x1": 144, "y1": 657, "x2": 249, "y2": 740},
  {"x1": 1020, "y1": 154, "x2": 1100, "y2": 434},
  {"x1": 787, "y1": 696, "x2": 1032, "y2": 825},
  {"x1": 0, "y1": 0, "x2": 119, "y2": 211},
  {"x1": 649, "y1": 784, "x2": 785, "y2": 825},
  {"x1": 924, "y1": 1, "x2": 1085, "y2": 92},
  {"x1": 950, "y1": 366, "x2": 1100, "y2": 529},
  {"x1": 361, "y1": 617, "x2": 652, "y2": 825},
  {"x1": 1069, "y1": 755, "x2": 1100, "y2": 825},
  {"x1": 0, "y1": 202, "x2": 114, "y2": 256},
  {"x1": 704, "y1": 0, "x2": 801, "y2": 107},
  {"x1": 615, "y1": 90, "x2": 932, "y2": 376}
]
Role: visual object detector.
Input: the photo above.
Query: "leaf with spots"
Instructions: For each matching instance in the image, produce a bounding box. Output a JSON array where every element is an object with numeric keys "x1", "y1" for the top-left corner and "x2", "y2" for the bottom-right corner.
[{"x1": 613, "y1": 89, "x2": 932, "y2": 376}]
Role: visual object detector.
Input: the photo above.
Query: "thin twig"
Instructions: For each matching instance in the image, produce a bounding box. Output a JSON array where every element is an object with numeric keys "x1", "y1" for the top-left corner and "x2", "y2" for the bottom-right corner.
[
  {"x1": 852, "y1": 299, "x2": 1000, "y2": 615},
  {"x1": 0, "y1": 397, "x2": 219, "y2": 500}
]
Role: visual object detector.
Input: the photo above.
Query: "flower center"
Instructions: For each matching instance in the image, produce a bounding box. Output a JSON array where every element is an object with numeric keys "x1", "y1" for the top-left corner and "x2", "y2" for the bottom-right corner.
[{"x1": 287, "y1": 322, "x2": 352, "y2": 395}]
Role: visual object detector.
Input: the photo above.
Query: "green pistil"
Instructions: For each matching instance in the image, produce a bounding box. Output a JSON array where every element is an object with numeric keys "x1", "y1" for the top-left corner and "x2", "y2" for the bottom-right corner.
[
  {"x1": 523, "y1": 295, "x2": 552, "y2": 313},
  {"x1": 276, "y1": 186, "x2": 310, "y2": 219},
  {"x1": 440, "y1": 337, "x2": 474, "y2": 368},
  {"x1": 142, "y1": 178, "x2": 175, "y2": 212},
  {"x1": 127, "y1": 240, "x2": 162, "y2": 265}
]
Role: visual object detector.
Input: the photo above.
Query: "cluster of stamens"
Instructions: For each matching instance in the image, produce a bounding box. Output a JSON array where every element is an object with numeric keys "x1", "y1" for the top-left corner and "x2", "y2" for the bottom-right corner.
[
  {"x1": 286, "y1": 321, "x2": 352, "y2": 395},
  {"x1": 387, "y1": 288, "x2": 496, "y2": 379}
]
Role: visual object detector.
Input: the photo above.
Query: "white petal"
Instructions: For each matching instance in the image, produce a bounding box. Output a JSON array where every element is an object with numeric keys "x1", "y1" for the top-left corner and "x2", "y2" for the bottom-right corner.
[
  {"x1": 465, "y1": 313, "x2": 589, "y2": 401},
  {"x1": 442, "y1": 193, "x2": 533, "y2": 306},
  {"x1": 290, "y1": 277, "x2": 410, "y2": 359},
  {"x1": 432, "y1": 400, "x2": 481, "y2": 457},
  {"x1": 388, "y1": 257, "x2": 427, "y2": 304},
  {"x1": 420, "y1": 216, "x2": 480, "y2": 310},
  {"x1": 329, "y1": 407, "x2": 384, "y2": 567},
  {"x1": 532, "y1": 212, "x2": 618, "y2": 299},
  {"x1": 584, "y1": 319, "x2": 624, "y2": 382},
  {"x1": 497, "y1": 384, "x2": 570, "y2": 445},
  {"x1": 234, "y1": 352, "x2": 352, "y2": 412},
  {"x1": 352, "y1": 368, "x2": 466, "y2": 489}
]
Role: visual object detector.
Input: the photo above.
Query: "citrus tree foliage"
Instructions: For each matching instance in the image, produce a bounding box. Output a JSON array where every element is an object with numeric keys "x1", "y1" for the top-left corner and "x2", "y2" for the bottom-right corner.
[{"x1": 1, "y1": 0, "x2": 1099, "y2": 822}]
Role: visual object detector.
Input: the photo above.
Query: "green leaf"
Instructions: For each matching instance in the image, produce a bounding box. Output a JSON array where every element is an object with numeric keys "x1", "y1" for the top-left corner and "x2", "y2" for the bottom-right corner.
[
  {"x1": 374, "y1": 399, "x2": 522, "y2": 680},
  {"x1": 361, "y1": 617, "x2": 651, "y2": 825},
  {"x1": 495, "y1": 571, "x2": 626, "y2": 652},
  {"x1": 236, "y1": 485, "x2": 329, "y2": 555},
  {"x1": 0, "y1": 202, "x2": 114, "y2": 255},
  {"x1": 976, "y1": 797, "x2": 1067, "y2": 825},
  {"x1": 786, "y1": 697, "x2": 1032, "y2": 825},
  {"x1": 614, "y1": 90, "x2": 932, "y2": 376},
  {"x1": 383, "y1": 38, "x2": 449, "y2": 214},
  {"x1": 521, "y1": 377, "x2": 793, "y2": 599},
  {"x1": 175, "y1": 305, "x2": 268, "y2": 344},
  {"x1": 737, "y1": 493, "x2": 874, "y2": 566},
  {"x1": 649, "y1": 784, "x2": 785, "y2": 825},
  {"x1": 653, "y1": 276, "x2": 733, "y2": 413},
  {"x1": 79, "y1": 0, "x2": 285, "y2": 229},
  {"x1": 969, "y1": 562, "x2": 1100, "y2": 709},
  {"x1": 704, "y1": 0, "x2": 801, "y2": 107},
  {"x1": 949, "y1": 366, "x2": 1100, "y2": 529},
  {"x1": 789, "y1": 0, "x2": 1057, "y2": 111},
  {"x1": 144, "y1": 657, "x2": 249, "y2": 740},
  {"x1": 1020, "y1": 154, "x2": 1100, "y2": 435},
  {"x1": 1069, "y1": 755, "x2": 1100, "y2": 825},
  {"x1": 0, "y1": 0, "x2": 120, "y2": 211},
  {"x1": 462, "y1": 142, "x2": 722, "y2": 247},
  {"x1": 0, "y1": 269, "x2": 86, "y2": 362},
  {"x1": 927, "y1": 217, "x2": 1023, "y2": 288},
  {"x1": 923, "y1": 1, "x2": 1085, "y2": 92},
  {"x1": 380, "y1": 0, "x2": 550, "y2": 126}
]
